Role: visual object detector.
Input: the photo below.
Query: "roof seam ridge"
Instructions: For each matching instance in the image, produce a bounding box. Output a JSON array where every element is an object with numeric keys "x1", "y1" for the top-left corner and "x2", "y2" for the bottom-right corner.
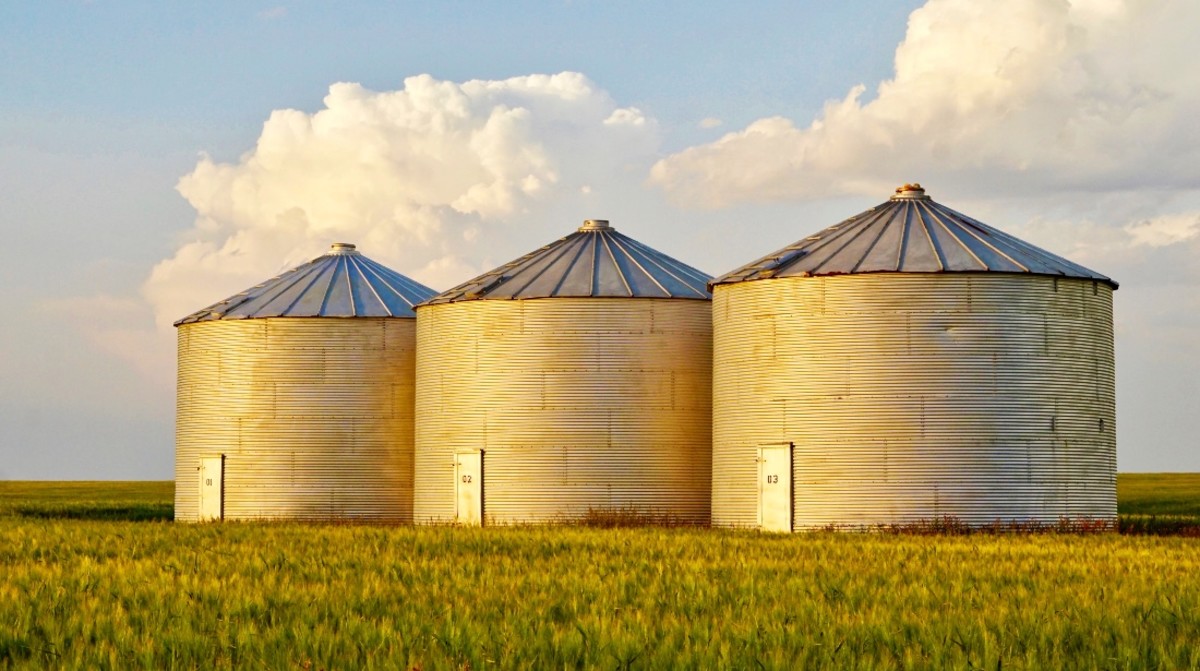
[
  {"x1": 512, "y1": 233, "x2": 582, "y2": 297},
  {"x1": 848, "y1": 208, "x2": 897, "y2": 273},
  {"x1": 588, "y1": 232, "x2": 599, "y2": 297},
  {"x1": 807, "y1": 211, "x2": 886, "y2": 274},
  {"x1": 357, "y1": 258, "x2": 416, "y2": 309},
  {"x1": 616, "y1": 233, "x2": 708, "y2": 297},
  {"x1": 940, "y1": 207, "x2": 1031, "y2": 272},
  {"x1": 549, "y1": 234, "x2": 592, "y2": 296},
  {"x1": 218, "y1": 258, "x2": 321, "y2": 319},
  {"x1": 277, "y1": 261, "x2": 335, "y2": 317},
  {"x1": 437, "y1": 232, "x2": 575, "y2": 302},
  {"x1": 350, "y1": 256, "x2": 389, "y2": 316},
  {"x1": 921, "y1": 202, "x2": 990, "y2": 271},
  {"x1": 896, "y1": 203, "x2": 912, "y2": 271},
  {"x1": 345, "y1": 255, "x2": 358, "y2": 317},
  {"x1": 959, "y1": 209, "x2": 1103, "y2": 277},
  {"x1": 602, "y1": 232, "x2": 650, "y2": 297},
  {"x1": 316, "y1": 257, "x2": 342, "y2": 316},
  {"x1": 916, "y1": 202, "x2": 946, "y2": 272},
  {"x1": 617, "y1": 234, "x2": 711, "y2": 296}
]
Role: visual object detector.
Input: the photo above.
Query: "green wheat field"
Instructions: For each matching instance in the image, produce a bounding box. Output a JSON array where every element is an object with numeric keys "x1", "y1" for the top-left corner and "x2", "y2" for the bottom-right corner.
[{"x1": 2, "y1": 475, "x2": 1198, "y2": 670}]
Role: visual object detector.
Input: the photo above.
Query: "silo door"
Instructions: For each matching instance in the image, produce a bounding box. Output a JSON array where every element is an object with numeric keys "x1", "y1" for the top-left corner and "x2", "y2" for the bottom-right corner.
[
  {"x1": 455, "y1": 450, "x2": 483, "y2": 526},
  {"x1": 198, "y1": 456, "x2": 224, "y2": 521},
  {"x1": 758, "y1": 444, "x2": 792, "y2": 532}
]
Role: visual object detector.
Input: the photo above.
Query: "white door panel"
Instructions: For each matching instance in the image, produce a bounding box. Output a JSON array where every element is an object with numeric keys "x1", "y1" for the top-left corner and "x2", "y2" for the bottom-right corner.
[
  {"x1": 199, "y1": 456, "x2": 224, "y2": 521},
  {"x1": 455, "y1": 451, "x2": 483, "y2": 526},
  {"x1": 758, "y1": 444, "x2": 792, "y2": 532}
]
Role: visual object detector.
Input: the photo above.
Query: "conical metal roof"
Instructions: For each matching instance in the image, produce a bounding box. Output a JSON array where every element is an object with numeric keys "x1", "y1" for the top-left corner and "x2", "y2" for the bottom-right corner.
[
  {"x1": 175, "y1": 243, "x2": 438, "y2": 325},
  {"x1": 422, "y1": 220, "x2": 712, "y2": 305},
  {"x1": 712, "y1": 184, "x2": 1118, "y2": 289}
]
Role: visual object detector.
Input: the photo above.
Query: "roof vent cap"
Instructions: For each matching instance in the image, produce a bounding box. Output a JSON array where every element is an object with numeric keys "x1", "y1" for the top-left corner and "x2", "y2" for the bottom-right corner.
[
  {"x1": 328, "y1": 242, "x2": 359, "y2": 255},
  {"x1": 891, "y1": 183, "x2": 929, "y2": 200},
  {"x1": 578, "y1": 219, "x2": 611, "y2": 231}
]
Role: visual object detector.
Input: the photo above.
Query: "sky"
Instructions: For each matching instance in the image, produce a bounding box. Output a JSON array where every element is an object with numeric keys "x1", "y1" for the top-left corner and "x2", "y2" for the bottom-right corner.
[{"x1": 1, "y1": 0, "x2": 1196, "y2": 479}]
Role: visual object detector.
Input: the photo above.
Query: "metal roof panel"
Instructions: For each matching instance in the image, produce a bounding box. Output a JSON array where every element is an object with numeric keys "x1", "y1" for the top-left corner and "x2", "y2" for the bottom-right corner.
[
  {"x1": 174, "y1": 243, "x2": 438, "y2": 325},
  {"x1": 422, "y1": 220, "x2": 711, "y2": 305},
  {"x1": 711, "y1": 185, "x2": 1118, "y2": 289}
]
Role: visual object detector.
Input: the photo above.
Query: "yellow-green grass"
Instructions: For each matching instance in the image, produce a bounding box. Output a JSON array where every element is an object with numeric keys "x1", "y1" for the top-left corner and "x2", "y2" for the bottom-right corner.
[
  {"x1": 1118, "y1": 473, "x2": 1200, "y2": 516},
  {"x1": 0, "y1": 481, "x2": 172, "y2": 521},
  {"x1": 0, "y1": 477, "x2": 1198, "y2": 670}
]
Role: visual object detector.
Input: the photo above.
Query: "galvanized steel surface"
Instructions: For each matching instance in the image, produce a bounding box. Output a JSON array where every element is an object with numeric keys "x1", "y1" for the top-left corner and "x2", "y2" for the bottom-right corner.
[
  {"x1": 175, "y1": 318, "x2": 418, "y2": 522},
  {"x1": 176, "y1": 243, "x2": 438, "y2": 325},
  {"x1": 712, "y1": 274, "x2": 1116, "y2": 528},
  {"x1": 424, "y1": 221, "x2": 711, "y2": 304},
  {"x1": 712, "y1": 186, "x2": 1116, "y2": 289},
  {"x1": 414, "y1": 299, "x2": 712, "y2": 524}
]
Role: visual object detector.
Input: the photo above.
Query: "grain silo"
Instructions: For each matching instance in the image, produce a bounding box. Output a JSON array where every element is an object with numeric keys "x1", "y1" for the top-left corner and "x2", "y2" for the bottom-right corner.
[
  {"x1": 174, "y1": 243, "x2": 437, "y2": 522},
  {"x1": 414, "y1": 220, "x2": 713, "y2": 525},
  {"x1": 712, "y1": 185, "x2": 1118, "y2": 530}
]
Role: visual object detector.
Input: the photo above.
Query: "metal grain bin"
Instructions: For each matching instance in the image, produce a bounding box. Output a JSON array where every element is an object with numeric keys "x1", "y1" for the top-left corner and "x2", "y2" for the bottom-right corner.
[
  {"x1": 174, "y1": 243, "x2": 438, "y2": 522},
  {"x1": 712, "y1": 185, "x2": 1118, "y2": 530},
  {"x1": 414, "y1": 220, "x2": 713, "y2": 525}
]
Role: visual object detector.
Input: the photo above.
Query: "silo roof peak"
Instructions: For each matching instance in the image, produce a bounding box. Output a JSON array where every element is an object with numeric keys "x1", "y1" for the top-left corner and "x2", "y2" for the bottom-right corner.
[
  {"x1": 327, "y1": 242, "x2": 359, "y2": 255},
  {"x1": 578, "y1": 219, "x2": 611, "y2": 231},
  {"x1": 422, "y1": 220, "x2": 712, "y2": 304},
  {"x1": 890, "y1": 183, "x2": 929, "y2": 200},
  {"x1": 711, "y1": 186, "x2": 1117, "y2": 289},
  {"x1": 174, "y1": 244, "x2": 438, "y2": 325}
]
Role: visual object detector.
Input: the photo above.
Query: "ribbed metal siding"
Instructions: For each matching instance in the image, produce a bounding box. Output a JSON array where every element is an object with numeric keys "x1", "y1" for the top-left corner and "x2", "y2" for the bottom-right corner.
[
  {"x1": 414, "y1": 299, "x2": 712, "y2": 524},
  {"x1": 712, "y1": 274, "x2": 1116, "y2": 528},
  {"x1": 175, "y1": 318, "x2": 417, "y2": 522}
]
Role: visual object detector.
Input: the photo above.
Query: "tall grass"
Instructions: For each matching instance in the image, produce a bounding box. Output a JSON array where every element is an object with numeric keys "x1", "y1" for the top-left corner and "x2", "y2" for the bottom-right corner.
[
  {"x1": 1118, "y1": 473, "x2": 1200, "y2": 516},
  {"x1": 0, "y1": 479, "x2": 1198, "y2": 669},
  {"x1": 1117, "y1": 473, "x2": 1200, "y2": 537},
  {"x1": 0, "y1": 481, "x2": 172, "y2": 522}
]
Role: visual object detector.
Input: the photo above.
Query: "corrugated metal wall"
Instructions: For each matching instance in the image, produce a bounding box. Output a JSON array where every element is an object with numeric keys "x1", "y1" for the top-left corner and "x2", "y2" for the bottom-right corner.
[
  {"x1": 175, "y1": 318, "x2": 417, "y2": 522},
  {"x1": 414, "y1": 298, "x2": 712, "y2": 525},
  {"x1": 712, "y1": 274, "x2": 1116, "y2": 528}
]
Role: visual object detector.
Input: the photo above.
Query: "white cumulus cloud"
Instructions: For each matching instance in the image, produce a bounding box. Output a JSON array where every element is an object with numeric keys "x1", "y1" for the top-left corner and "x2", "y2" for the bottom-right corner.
[
  {"x1": 144, "y1": 72, "x2": 658, "y2": 329},
  {"x1": 1125, "y1": 213, "x2": 1200, "y2": 248},
  {"x1": 649, "y1": 0, "x2": 1200, "y2": 207}
]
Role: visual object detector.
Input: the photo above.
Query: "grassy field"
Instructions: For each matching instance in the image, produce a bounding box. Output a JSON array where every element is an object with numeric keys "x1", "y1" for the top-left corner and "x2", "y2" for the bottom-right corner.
[
  {"x1": 1, "y1": 477, "x2": 1198, "y2": 669},
  {"x1": 0, "y1": 481, "x2": 173, "y2": 522},
  {"x1": 1118, "y1": 473, "x2": 1200, "y2": 516}
]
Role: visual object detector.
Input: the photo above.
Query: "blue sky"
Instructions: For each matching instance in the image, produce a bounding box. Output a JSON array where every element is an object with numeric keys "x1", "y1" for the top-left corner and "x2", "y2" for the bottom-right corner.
[
  {"x1": 2, "y1": 1, "x2": 1197, "y2": 478},
  {"x1": 1, "y1": 1, "x2": 915, "y2": 314},
  {"x1": 1, "y1": 3, "x2": 913, "y2": 147}
]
